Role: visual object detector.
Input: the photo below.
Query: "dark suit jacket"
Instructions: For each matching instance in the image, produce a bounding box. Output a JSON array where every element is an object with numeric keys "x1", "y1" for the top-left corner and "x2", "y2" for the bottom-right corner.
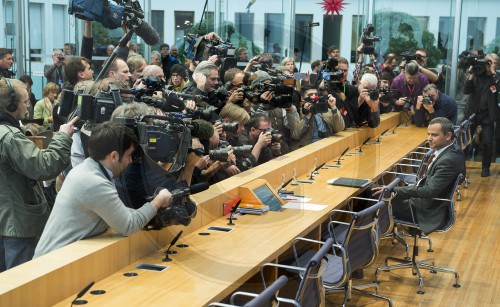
[{"x1": 393, "y1": 143, "x2": 465, "y2": 234}]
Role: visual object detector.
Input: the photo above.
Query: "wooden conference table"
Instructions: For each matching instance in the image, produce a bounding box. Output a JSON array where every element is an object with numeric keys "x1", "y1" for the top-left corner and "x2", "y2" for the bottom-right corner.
[{"x1": 0, "y1": 113, "x2": 428, "y2": 306}]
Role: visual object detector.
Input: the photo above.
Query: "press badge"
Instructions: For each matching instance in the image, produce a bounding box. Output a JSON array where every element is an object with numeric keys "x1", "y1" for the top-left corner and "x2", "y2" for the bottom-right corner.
[{"x1": 490, "y1": 85, "x2": 497, "y2": 93}]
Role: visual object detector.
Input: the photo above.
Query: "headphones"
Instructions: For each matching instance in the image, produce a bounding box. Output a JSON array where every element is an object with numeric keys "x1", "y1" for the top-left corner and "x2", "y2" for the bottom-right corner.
[{"x1": 3, "y1": 78, "x2": 17, "y2": 112}]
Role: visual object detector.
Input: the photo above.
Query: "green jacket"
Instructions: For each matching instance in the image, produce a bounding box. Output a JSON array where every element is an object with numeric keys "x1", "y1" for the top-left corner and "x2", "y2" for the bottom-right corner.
[{"x1": 0, "y1": 118, "x2": 72, "y2": 237}]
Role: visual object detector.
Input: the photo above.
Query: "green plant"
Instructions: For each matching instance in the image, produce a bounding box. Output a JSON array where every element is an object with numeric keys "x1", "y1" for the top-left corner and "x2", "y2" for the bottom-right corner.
[{"x1": 374, "y1": 11, "x2": 442, "y2": 68}]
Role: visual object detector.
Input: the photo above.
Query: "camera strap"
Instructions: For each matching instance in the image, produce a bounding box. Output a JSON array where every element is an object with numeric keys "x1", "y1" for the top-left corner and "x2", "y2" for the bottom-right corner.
[{"x1": 92, "y1": 158, "x2": 112, "y2": 183}]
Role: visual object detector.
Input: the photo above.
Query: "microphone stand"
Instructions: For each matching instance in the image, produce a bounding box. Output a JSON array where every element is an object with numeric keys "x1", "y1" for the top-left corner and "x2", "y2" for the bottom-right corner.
[
  {"x1": 324, "y1": 147, "x2": 350, "y2": 168},
  {"x1": 309, "y1": 162, "x2": 325, "y2": 180},
  {"x1": 375, "y1": 129, "x2": 389, "y2": 143},
  {"x1": 391, "y1": 123, "x2": 402, "y2": 135},
  {"x1": 336, "y1": 147, "x2": 350, "y2": 165},
  {"x1": 71, "y1": 281, "x2": 94, "y2": 306},
  {"x1": 367, "y1": 129, "x2": 389, "y2": 144},
  {"x1": 227, "y1": 200, "x2": 241, "y2": 226},
  {"x1": 349, "y1": 136, "x2": 371, "y2": 155},
  {"x1": 163, "y1": 230, "x2": 183, "y2": 262}
]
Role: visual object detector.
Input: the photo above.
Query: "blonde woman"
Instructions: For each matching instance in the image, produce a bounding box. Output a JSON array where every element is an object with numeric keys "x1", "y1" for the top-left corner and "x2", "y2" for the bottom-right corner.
[{"x1": 34, "y1": 82, "x2": 59, "y2": 130}]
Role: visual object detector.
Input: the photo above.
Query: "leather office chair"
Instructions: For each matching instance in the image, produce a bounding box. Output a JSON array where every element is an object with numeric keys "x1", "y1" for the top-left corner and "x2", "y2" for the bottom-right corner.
[
  {"x1": 295, "y1": 201, "x2": 393, "y2": 306},
  {"x1": 208, "y1": 275, "x2": 289, "y2": 307},
  {"x1": 375, "y1": 173, "x2": 464, "y2": 294},
  {"x1": 382, "y1": 148, "x2": 436, "y2": 252},
  {"x1": 260, "y1": 238, "x2": 335, "y2": 307},
  {"x1": 341, "y1": 178, "x2": 408, "y2": 258},
  {"x1": 456, "y1": 114, "x2": 475, "y2": 188},
  {"x1": 385, "y1": 148, "x2": 436, "y2": 186}
]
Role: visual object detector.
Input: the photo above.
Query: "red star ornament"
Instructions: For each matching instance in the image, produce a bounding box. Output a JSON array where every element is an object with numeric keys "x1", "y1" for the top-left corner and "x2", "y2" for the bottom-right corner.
[{"x1": 318, "y1": 0, "x2": 348, "y2": 19}]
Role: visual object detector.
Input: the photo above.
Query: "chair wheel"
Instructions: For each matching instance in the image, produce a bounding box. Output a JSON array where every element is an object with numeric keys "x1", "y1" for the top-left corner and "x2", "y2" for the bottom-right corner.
[
  {"x1": 430, "y1": 270, "x2": 437, "y2": 274},
  {"x1": 404, "y1": 256, "x2": 411, "y2": 260},
  {"x1": 413, "y1": 273, "x2": 417, "y2": 276},
  {"x1": 453, "y1": 284, "x2": 461, "y2": 288},
  {"x1": 427, "y1": 248, "x2": 434, "y2": 252},
  {"x1": 417, "y1": 290, "x2": 425, "y2": 294}
]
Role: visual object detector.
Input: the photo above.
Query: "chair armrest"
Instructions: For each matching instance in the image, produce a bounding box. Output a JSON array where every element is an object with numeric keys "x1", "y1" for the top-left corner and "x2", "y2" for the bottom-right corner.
[
  {"x1": 383, "y1": 171, "x2": 417, "y2": 178},
  {"x1": 208, "y1": 303, "x2": 236, "y2": 307},
  {"x1": 400, "y1": 158, "x2": 422, "y2": 162},
  {"x1": 260, "y1": 263, "x2": 306, "y2": 288},
  {"x1": 349, "y1": 196, "x2": 378, "y2": 202},
  {"x1": 393, "y1": 163, "x2": 419, "y2": 168},
  {"x1": 230, "y1": 291, "x2": 259, "y2": 305},
  {"x1": 329, "y1": 208, "x2": 356, "y2": 222}
]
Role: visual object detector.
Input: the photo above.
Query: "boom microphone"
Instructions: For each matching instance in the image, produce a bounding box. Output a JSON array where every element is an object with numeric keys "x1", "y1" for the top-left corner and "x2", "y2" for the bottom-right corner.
[
  {"x1": 134, "y1": 19, "x2": 160, "y2": 45},
  {"x1": 172, "y1": 182, "x2": 210, "y2": 199}
]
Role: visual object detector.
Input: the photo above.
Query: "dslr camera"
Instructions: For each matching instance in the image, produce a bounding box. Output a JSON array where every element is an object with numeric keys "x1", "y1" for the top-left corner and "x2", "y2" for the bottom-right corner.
[
  {"x1": 209, "y1": 141, "x2": 252, "y2": 162},
  {"x1": 262, "y1": 128, "x2": 282, "y2": 144},
  {"x1": 422, "y1": 95, "x2": 432, "y2": 106},
  {"x1": 302, "y1": 95, "x2": 330, "y2": 115}
]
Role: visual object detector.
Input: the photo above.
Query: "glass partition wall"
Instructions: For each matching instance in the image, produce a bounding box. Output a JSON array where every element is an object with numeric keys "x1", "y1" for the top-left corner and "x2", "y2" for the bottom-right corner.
[{"x1": 1, "y1": 0, "x2": 498, "y2": 114}]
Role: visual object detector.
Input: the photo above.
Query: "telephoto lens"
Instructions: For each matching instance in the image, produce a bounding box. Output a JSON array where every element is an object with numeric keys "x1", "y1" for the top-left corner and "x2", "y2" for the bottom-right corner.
[
  {"x1": 422, "y1": 95, "x2": 431, "y2": 106},
  {"x1": 221, "y1": 122, "x2": 239, "y2": 134}
]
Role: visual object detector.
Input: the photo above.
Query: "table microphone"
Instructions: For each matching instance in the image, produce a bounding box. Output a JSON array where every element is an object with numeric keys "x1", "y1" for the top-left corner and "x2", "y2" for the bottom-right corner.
[
  {"x1": 375, "y1": 129, "x2": 389, "y2": 143},
  {"x1": 163, "y1": 230, "x2": 183, "y2": 262},
  {"x1": 309, "y1": 162, "x2": 325, "y2": 180},
  {"x1": 358, "y1": 136, "x2": 371, "y2": 152},
  {"x1": 71, "y1": 281, "x2": 94, "y2": 306},
  {"x1": 336, "y1": 147, "x2": 350, "y2": 165},
  {"x1": 227, "y1": 199, "x2": 241, "y2": 225},
  {"x1": 391, "y1": 122, "x2": 401, "y2": 134}
]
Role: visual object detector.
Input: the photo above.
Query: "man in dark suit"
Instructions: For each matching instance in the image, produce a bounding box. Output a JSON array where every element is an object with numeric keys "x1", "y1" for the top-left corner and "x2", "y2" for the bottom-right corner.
[{"x1": 373, "y1": 117, "x2": 465, "y2": 234}]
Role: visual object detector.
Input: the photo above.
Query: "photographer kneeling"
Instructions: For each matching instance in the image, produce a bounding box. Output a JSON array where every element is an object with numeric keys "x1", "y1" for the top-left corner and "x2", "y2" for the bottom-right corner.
[
  {"x1": 34, "y1": 122, "x2": 172, "y2": 257},
  {"x1": 414, "y1": 84, "x2": 457, "y2": 127}
]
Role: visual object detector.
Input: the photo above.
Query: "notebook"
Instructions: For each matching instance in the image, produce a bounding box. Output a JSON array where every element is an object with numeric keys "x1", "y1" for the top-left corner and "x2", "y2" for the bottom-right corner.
[{"x1": 327, "y1": 177, "x2": 371, "y2": 188}]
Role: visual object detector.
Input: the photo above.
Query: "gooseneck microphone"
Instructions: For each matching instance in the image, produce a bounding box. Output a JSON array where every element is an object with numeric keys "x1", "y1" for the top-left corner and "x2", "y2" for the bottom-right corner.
[
  {"x1": 392, "y1": 123, "x2": 402, "y2": 134},
  {"x1": 336, "y1": 147, "x2": 350, "y2": 165},
  {"x1": 375, "y1": 129, "x2": 389, "y2": 143},
  {"x1": 71, "y1": 281, "x2": 95, "y2": 306},
  {"x1": 358, "y1": 136, "x2": 371, "y2": 152},
  {"x1": 163, "y1": 230, "x2": 184, "y2": 262},
  {"x1": 227, "y1": 200, "x2": 242, "y2": 226}
]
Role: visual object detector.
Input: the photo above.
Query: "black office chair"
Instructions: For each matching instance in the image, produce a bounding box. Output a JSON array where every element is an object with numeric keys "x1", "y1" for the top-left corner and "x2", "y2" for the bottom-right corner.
[
  {"x1": 260, "y1": 238, "x2": 335, "y2": 307},
  {"x1": 340, "y1": 178, "x2": 409, "y2": 258},
  {"x1": 382, "y1": 148, "x2": 437, "y2": 252},
  {"x1": 208, "y1": 275, "x2": 289, "y2": 307},
  {"x1": 294, "y1": 201, "x2": 393, "y2": 306},
  {"x1": 384, "y1": 148, "x2": 436, "y2": 186},
  {"x1": 375, "y1": 173, "x2": 464, "y2": 294},
  {"x1": 456, "y1": 114, "x2": 475, "y2": 188}
]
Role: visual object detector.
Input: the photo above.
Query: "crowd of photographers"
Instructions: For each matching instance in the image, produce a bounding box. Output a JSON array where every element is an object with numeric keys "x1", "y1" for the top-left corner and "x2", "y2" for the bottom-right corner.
[{"x1": 1, "y1": 20, "x2": 499, "y2": 271}]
